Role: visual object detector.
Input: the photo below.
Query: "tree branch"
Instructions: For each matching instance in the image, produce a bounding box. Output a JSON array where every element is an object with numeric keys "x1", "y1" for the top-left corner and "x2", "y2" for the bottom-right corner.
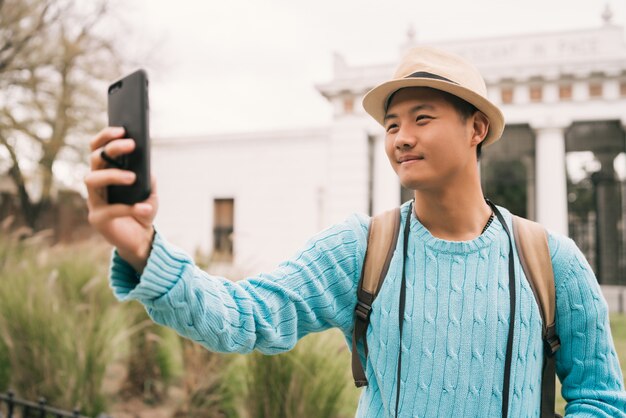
[
  {"x1": 0, "y1": 2, "x2": 53, "y2": 72},
  {"x1": 0, "y1": 132, "x2": 39, "y2": 227},
  {"x1": 0, "y1": 108, "x2": 44, "y2": 145},
  {"x1": 0, "y1": 0, "x2": 123, "y2": 230}
]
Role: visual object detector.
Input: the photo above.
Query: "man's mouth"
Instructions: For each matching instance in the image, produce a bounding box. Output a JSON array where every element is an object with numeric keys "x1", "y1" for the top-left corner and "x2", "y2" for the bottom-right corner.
[{"x1": 397, "y1": 155, "x2": 425, "y2": 163}]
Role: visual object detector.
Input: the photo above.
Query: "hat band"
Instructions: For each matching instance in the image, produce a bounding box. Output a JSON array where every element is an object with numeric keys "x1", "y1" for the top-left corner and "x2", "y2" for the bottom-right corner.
[
  {"x1": 404, "y1": 71, "x2": 458, "y2": 85},
  {"x1": 384, "y1": 71, "x2": 460, "y2": 112}
]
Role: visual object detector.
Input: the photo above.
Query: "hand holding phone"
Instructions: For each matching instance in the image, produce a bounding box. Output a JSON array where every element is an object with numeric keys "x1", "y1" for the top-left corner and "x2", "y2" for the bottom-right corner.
[
  {"x1": 106, "y1": 69, "x2": 151, "y2": 204},
  {"x1": 83, "y1": 69, "x2": 156, "y2": 273},
  {"x1": 85, "y1": 125, "x2": 158, "y2": 274}
]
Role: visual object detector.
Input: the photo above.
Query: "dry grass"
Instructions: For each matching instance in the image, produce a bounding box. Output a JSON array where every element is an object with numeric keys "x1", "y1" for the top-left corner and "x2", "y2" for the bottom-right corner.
[{"x1": 0, "y1": 226, "x2": 129, "y2": 416}]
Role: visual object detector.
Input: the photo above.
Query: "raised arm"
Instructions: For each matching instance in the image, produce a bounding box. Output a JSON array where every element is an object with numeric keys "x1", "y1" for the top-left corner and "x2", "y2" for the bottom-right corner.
[{"x1": 109, "y1": 214, "x2": 369, "y2": 354}]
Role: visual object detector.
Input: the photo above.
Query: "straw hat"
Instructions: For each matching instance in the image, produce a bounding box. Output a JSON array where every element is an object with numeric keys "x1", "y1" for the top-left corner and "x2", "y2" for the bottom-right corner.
[{"x1": 362, "y1": 46, "x2": 505, "y2": 146}]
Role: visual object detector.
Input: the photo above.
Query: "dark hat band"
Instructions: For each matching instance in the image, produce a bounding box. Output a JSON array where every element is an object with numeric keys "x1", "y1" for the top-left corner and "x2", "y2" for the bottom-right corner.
[
  {"x1": 405, "y1": 71, "x2": 458, "y2": 84},
  {"x1": 384, "y1": 71, "x2": 460, "y2": 111}
]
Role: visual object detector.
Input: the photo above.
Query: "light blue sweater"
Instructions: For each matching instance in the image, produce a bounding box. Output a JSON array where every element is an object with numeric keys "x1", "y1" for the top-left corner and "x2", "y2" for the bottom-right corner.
[{"x1": 109, "y1": 202, "x2": 626, "y2": 417}]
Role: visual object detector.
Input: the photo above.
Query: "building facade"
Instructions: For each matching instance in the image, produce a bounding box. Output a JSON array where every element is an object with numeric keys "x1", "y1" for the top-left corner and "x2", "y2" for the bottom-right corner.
[{"x1": 153, "y1": 22, "x2": 626, "y2": 306}]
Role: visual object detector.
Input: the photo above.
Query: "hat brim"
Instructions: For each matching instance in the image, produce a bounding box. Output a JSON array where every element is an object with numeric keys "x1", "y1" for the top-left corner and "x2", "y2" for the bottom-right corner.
[{"x1": 362, "y1": 78, "x2": 505, "y2": 147}]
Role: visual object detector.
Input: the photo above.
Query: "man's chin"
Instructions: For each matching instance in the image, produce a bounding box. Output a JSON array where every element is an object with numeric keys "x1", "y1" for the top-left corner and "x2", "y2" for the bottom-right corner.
[{"x1": 400, "y1": 177, "x2": 427, "y2": 191}]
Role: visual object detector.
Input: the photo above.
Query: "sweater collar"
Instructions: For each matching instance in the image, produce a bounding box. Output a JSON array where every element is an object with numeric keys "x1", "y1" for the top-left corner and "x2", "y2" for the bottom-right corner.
[{"x1": 401, "y1": 200, "x2": 508, "y2": 254}]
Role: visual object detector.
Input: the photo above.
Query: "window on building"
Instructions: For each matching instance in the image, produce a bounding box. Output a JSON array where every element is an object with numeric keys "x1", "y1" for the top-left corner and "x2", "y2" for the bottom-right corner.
[
  {"x1": 589, "y1": 81, "x2": 603, "y2": 98},
  {"x1": 213, "y1": 198, "x2": 234, "y2": 261},
  {"x1": 343, "y1": 97, "x2": 354, "y2": 114},
  {"x1": 529, "y1": 85, "x2": 542, "y2": 102},
  {"x1": 559, "y1": 84, "x2": 573, "y2": 100},
  {"x1": 501, "y1": 87, "x2": 514, "y2": 104}
]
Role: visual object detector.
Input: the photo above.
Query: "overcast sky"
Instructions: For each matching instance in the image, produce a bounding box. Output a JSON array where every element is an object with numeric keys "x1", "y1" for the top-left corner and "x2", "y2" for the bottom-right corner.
[{"x1": 121, "y1": 0, "x2": 625, "y2": 139}]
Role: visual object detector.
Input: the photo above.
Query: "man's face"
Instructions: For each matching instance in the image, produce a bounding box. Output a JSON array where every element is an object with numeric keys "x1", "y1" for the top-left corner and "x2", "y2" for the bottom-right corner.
[{"x1": 383, "y1": 87, "x2": 479, "y2": 191}]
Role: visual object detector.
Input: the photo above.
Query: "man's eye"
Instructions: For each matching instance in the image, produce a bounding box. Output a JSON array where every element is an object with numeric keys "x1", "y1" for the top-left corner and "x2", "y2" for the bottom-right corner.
[
  {"x1": 416, "y1": 115, "x2": 432, "y2": 123},
  {"x1": 386, "y1": 124, "x2": 398, "y2": 132}
]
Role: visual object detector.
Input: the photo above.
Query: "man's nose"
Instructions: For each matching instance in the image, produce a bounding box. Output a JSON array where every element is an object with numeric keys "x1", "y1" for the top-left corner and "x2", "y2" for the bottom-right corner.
[{"x1": 394, "y1": 126, "x2": 416, "y2": 149}]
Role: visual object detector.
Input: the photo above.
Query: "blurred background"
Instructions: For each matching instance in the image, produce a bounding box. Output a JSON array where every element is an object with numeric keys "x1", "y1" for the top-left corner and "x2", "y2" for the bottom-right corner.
[{"x1": 0, "y1": 1, "x2": 625, "y2": 416}]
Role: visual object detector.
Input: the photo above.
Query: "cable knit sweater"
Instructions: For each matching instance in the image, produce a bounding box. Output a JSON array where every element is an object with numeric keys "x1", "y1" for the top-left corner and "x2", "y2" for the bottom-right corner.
[{"x1": 109, "y1": 202, "x2": 626, "y2": 417}]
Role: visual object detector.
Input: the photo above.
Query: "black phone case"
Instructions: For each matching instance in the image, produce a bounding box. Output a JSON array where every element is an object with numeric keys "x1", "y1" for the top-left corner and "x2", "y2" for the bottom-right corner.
[{"x1": 106, "y1": 69, "x2": 151, "y2": 205}]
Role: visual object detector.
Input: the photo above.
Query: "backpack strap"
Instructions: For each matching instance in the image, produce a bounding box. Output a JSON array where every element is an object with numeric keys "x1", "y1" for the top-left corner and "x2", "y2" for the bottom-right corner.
[
  {"x1": 512, "y1": 215, "x2": 562, "y2": 418},
  {"x1": 351, "y1": 207, "x2": 401, "y2": 387}
]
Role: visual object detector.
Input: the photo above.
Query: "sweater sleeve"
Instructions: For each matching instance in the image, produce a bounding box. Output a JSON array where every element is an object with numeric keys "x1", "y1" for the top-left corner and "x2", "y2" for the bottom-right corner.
[
  {"x1": 109, "y1": 214, "x2": 369, "y2": 354},
  {"x1": 548, "y1": 233, "x2": 626, "y2": 417}
]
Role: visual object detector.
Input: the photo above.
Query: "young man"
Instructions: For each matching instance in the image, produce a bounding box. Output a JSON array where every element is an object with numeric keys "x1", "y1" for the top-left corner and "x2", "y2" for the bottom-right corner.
[{"x1": 85, "y1": 46, "x2": 626, "y2": 417}]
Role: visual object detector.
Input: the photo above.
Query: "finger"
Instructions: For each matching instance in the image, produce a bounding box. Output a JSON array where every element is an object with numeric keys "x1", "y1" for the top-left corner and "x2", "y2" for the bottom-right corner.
[
  {"x1": 86, "y1": 183, "x2": 106, "y2": 207},
  {"x1": 88, "y1": 203, "x2": 137, "y2": 227},
  {"x1": 90, "y1": 127, "x2": 126, "y2": 152},
  {"x1": 85, "y1": 168, "x2": 135, "y2": 209},
  {"x1": 140, "y1": 175, "x2": 158, "y2": 204},
  {"x1": 90, "y1": 139, "x2": 136, "y2": 169},
  {"x1": 85, "y1": 169, "x2": 136, "y2": 190},
  {"x1": 134, "y1": 176, "x2": 159, "y2": 223},
  {"x1": 132, "y1": 202, "x2": 155, "y2": 227}
]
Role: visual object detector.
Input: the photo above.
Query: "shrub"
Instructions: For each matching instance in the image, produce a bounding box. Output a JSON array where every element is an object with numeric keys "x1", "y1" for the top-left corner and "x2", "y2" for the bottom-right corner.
[
  {"x1": 0, "y1": 229, "x2": 129, "y2": 416},
  {"x1": 172, "y1": 338, "x2": 236, "y2": 418},
  {"x1": 122, "y1": 304, "x2": 184, "y2": 403},
  {"x1": 0, "y1": 337, "x2": 9, "y2": 391},
  {"x1": 227, "y1": 329, "x2": 359, "y2": 418}
]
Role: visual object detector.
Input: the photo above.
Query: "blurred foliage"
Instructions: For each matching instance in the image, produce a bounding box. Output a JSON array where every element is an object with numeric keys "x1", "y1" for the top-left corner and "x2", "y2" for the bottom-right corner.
[
  {"x1": 231, "y1": 329, "x2": 358, "y2": 418},
  {"x1": 122, "y1": 304, "x2": 184, "y2": 404},
  {"x1": 609, "y1": 314, "x2": 626, "y2": 379},
  {"x1": 567, "y1": 175, "x2": 595, "y2": 218},
  {"x1": 172, "y1": 339, "x2": 236, "y2": 418},
  {"x1": 0, "y1": 220, "x2": 128, "y2": 416},
  {"x1": 481, "y1": 159, "x2": 528, "y2": 217}
]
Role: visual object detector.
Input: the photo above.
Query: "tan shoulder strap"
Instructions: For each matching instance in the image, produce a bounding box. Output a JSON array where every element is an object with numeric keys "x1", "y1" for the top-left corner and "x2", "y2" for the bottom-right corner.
[
  {"x1": 512, "y1": 215, "x2": 556, "y2": 331},
  {"x1": 361, "y1": 208, "x2": 402, "y2": 294},
  {"x1": 512, "y1": 215, "x2": 561, "y2": 418},
  {"x1": 352, "y1": 207, "x2": 401, "y2": 387}
]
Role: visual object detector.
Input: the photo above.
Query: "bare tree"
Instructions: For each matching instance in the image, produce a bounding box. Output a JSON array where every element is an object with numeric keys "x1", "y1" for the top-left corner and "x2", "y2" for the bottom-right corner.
[{"x1": 0, "y1": 0, "x2": 123, "y2": 230}]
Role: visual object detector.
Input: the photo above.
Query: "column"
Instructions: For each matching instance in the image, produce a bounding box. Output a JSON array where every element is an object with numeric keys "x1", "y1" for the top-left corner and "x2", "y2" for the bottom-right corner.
[{"x1": 534, "y1": 126, "x2": 569, "y2": 235}]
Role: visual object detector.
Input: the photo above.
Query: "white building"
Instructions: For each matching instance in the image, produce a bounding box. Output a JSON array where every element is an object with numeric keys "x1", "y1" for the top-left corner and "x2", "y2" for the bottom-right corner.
[{"x1": 153, "y1": 20, "x2": 626, "y2": 307}]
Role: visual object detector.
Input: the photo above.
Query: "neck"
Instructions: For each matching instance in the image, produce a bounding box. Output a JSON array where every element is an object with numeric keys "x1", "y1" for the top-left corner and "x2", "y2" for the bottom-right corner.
[{"x1": 412, "y1": 174, "x2": 492, "y2": 241}]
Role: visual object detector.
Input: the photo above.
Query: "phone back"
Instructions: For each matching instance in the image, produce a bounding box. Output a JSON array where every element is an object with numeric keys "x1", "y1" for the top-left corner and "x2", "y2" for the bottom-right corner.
[{"x1": 107, "y1": 69, "x2": 151, "y2": 204}]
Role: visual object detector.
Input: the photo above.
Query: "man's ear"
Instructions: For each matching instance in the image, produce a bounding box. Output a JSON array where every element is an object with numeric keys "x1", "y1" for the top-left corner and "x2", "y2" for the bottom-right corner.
[{"x1": 470, "y1": 111, "x2": 489, "y2": 147}]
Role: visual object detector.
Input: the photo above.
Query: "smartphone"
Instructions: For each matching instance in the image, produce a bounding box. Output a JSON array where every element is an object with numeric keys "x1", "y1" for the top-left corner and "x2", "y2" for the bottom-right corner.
[{"x1": 106, "y1": 69, "x2": 151, "y2": 204}]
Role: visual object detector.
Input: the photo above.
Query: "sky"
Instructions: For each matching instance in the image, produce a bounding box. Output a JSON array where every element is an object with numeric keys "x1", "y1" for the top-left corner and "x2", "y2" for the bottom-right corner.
[{"x1": 119, "y1": 0, "x2": 626, "y2": 139}]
